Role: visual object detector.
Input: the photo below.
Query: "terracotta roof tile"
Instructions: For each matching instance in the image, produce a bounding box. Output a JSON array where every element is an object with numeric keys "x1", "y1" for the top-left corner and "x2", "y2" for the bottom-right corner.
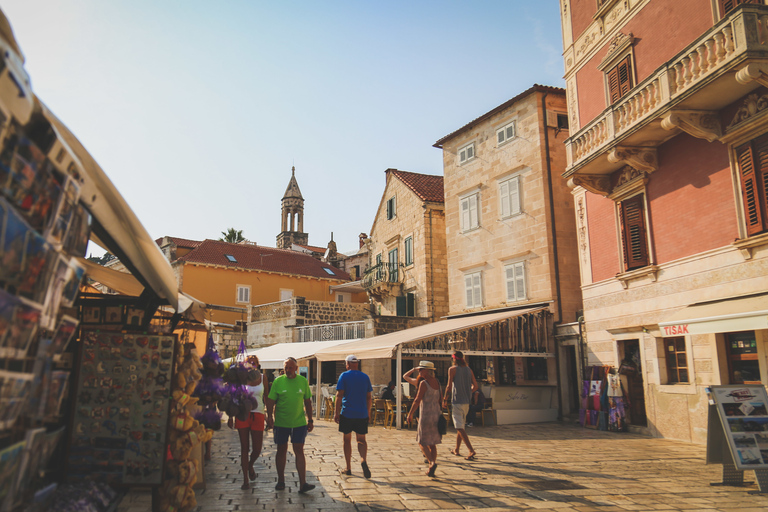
[
  {"x1": 388, "y1": 169, "x2": 444, "y2": 203},
  {"x1": 295, "y1": 244, "x2": 328, "y2": 254},
  {"x1": 155, "y1": 236, "x2": 203, "y2": 249},
  {"x1": 177, "y1": 240, "x2": 351, "y2": 280}
]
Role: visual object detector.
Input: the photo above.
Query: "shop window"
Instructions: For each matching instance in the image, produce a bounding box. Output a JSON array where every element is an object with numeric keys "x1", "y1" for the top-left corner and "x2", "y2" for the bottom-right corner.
[
  {"x1": 734, "y1": 134, "x2": 768, "y2": 236},
  {"x1": 720, "y1": 0, "x2": 760, "y2": 17},
  {"x1": 618, "y1": 194, "x2": 649, "y2": 271},
  {"x1": 726, "y1": 331, "x2": 761, "y2": 384},
  {"x1": 607, "y1": 55, "x2": 634, "y2": 104},
  {"x1": 498, "y1": 357, "x2": 516, "y2": 386},
  {"x1": 664, "y1": 337, "x2": 689, "y2": 383},
  {"x1": 468, "y1": 355, "x2": 488, "y2": 382},
  {"x1": 526, "y1": 358, "x2": 548, "y2": 381}
]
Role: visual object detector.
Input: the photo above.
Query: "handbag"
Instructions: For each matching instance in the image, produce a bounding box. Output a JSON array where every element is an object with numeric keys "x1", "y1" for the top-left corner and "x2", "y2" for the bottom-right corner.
[{"x1": 437, "y1": 413, "x2": 447, "y2": 435}]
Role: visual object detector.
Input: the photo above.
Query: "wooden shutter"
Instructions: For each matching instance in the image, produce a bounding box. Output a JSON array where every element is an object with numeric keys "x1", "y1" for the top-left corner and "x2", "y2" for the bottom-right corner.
[
  {"x1": 721, "y1": 0, "x2": 759, "y2": 17},
  {"x1": 619, "y1": 195, "x2": 649, "y2": 270},
  {"x1": 607, "y1": 55, "x2": 633, "y2": 104},
  {"x1": 736, "y1": 136, "x2": 768, "y2": 236}
]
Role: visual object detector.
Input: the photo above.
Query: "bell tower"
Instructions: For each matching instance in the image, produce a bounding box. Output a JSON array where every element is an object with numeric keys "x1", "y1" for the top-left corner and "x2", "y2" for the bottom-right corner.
[{"x1": 276, "y1": 166, "x2": 309, "y2": 249}]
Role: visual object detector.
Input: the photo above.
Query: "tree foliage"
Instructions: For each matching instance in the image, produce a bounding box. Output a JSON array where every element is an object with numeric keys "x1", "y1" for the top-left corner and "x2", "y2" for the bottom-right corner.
[{"x1": 220, "y1": 228, "x2": 245, "y2": 243}]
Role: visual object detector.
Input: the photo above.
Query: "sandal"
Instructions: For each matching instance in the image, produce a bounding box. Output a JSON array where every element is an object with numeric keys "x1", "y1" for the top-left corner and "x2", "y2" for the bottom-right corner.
[
  {"x1": 248, "y1": 467, "x2": 256, "y2": 481},
  {"x1": 361, "y1": 461, "x2": 371, "y2": 479},
  {"x1": 340, "y1": 469, "x2": 352, "y2": 476},
  {"x1": 427, "y1": 463, "x2": 438, "y2": 477},
  {"x1": 466, "y1": 453, "x2": 476, "y2": 461},
  {"x1": 450, "y1": 449, "x2": 461, "y2": 456},
  {"x1": 241, "y1": 483, "x2": 249, "y2": 490},
  {"x1": 298, "y1": 483, "x2": 316, "y2": 493},
  {"x1": 275, "y1": 481, "x2": 286, "y2": 491}
]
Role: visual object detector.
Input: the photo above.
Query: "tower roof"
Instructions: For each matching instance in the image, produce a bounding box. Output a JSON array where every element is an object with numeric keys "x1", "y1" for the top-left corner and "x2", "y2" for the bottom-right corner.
[{"x1": 282, "y1": 166, "x2": 304, "y2": 200}]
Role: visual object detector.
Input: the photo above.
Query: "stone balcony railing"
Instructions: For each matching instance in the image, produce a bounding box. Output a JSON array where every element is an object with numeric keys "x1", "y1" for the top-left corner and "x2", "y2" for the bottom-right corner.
[
  {"x1": 250, "y1": 299, "x2": 292, "y2": 322},
  {"x1": 295, "y1": 321, "x2": 366, "y2": 342},
  {"x1": 565, "y1": 5, "x2": 768, "y2": 174}
]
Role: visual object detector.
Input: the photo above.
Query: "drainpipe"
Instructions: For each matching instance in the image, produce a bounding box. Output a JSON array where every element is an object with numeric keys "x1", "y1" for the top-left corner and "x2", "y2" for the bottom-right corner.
[
  {"x1": 542, "y1": 92, "x2": 564, "y2": 421},
  {"x1": 428, "y1": 206, "x2": 435, "y2": 321}
]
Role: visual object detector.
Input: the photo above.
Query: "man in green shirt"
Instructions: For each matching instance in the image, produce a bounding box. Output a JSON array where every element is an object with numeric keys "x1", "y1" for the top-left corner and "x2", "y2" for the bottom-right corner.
[{"x1": 266, "y1": 357, "x2": 315, "y2": 493}]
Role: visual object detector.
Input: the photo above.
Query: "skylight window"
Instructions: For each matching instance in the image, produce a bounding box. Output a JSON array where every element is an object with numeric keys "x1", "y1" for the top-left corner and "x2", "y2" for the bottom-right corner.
[
  {"x1": 225, "y1": 254, "x2": 237, "y2": 263},
  {"x1": 323, "y1": 267, "x2": 335, "y2": 275}
]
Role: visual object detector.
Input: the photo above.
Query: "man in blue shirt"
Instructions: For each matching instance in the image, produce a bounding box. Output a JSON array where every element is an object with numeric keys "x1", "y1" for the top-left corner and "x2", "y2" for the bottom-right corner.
[{"x1": 334, "y1": 354, "x2": 373, "y2": 478}]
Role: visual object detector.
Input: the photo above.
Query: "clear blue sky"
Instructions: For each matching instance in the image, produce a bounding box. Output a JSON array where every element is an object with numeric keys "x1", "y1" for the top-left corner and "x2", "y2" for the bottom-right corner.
[{"x1": 1, "y1": 0, "x2": 564, "y2": 256}]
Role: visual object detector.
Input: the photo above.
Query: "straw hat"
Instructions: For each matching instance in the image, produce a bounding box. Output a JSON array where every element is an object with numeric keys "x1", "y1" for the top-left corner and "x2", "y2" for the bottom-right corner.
[{"x1": 416, "y1": 360, "x2": 435, "y2": 370}]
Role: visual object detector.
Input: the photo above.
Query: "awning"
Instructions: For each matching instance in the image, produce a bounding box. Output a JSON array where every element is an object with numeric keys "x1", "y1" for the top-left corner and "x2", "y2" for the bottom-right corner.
[
  {"x1": 226, "y1": 339, "x2": 362, "y2": 369},
  {"x1": 314, "y1": 306, "x2": 548, "y2": 361},
  {"x1": 37, "y1": 98, "x2": 180, "y2": 311},
  {"x1": 330, "y1": 280, "x2": 365, "y2": 294},
  {"x1": 658, "y1": 293, "x2": 768, "y2": 337}
]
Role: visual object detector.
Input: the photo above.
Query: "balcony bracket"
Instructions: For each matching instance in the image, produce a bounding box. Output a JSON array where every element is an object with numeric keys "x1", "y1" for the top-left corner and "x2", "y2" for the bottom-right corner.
[
  {"x1": 568, "y1": 174, "x2": 612, "y2": 196},
  {"x1": 735, "y1": 62, "x2": 768, "y2": 88},
  {"x1": 607, "y1": 146, "x2": 658, "y2": 174},
  {"x1": 660, "y1": 110, "x2": 722, "y2": 142}
]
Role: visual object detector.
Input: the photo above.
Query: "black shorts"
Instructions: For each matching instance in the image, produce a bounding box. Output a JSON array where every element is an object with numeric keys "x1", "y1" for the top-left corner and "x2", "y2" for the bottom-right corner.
[{"x1": 338, "y1": 415, "x2": 368, "y2": 435}]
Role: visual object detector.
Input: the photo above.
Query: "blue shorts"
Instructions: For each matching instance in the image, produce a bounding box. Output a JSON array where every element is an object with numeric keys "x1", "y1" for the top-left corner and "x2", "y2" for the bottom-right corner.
[{"x1": 273, "y1": 425, "x2": 308, "y2": 445}]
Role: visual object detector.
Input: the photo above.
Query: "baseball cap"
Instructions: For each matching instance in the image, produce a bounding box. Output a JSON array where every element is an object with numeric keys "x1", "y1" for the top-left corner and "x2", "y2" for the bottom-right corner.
[{"x1": 345, "y1": 354, "x2": 359, "y2": 363}]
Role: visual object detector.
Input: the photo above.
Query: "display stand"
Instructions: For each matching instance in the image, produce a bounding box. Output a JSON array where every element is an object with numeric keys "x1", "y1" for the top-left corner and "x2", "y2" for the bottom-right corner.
[{"x1": 706, "y1": 385, "x2": 768, "y2": 493}]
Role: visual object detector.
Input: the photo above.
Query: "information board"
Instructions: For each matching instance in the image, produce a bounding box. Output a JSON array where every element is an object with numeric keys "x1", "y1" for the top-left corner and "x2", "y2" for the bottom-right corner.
[
  {"x1": 67, "y1": 331, "x2": 176, "y2": 485},
  {"x1": 710, "y1": 385, "x2": 768, "y2": 470}
]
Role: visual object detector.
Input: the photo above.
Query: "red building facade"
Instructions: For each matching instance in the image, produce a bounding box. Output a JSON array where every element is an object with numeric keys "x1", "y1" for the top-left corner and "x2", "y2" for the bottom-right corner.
[{"x1": 561, "y1": 0, "x2": 768, "y2": 442}]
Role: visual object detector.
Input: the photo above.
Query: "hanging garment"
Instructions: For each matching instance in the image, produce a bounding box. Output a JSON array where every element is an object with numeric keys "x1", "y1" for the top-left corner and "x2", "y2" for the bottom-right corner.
[
  {"x1": 606, "y1": 373, "x2": 623, "y2": 397},
  {"x1": 608, "y1": 397, "x2": 628, "y2": 432}
]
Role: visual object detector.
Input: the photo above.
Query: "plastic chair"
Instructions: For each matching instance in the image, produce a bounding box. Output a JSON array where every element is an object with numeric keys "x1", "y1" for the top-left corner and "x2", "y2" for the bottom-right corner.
[{"x1": 323, "y1": 396, "x2": 335, "y2": 420}]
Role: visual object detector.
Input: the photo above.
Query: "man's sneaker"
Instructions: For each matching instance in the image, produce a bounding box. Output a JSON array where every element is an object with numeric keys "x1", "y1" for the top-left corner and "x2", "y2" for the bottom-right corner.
[{"x1": 467, "y1": 423, "x2": 474, "y2": 427}]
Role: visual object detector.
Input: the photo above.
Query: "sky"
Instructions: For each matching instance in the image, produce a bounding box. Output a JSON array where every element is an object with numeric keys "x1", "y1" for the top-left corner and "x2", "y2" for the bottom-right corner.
[{"x1": 0, "y1": 0, "x2": 565, "y2": 256}]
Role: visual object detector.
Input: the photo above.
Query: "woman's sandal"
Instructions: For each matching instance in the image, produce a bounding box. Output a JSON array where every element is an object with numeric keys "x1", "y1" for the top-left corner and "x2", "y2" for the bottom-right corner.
[
  {"x1": 465, "y1": 453, "x2": 476, "y2": 461},
  {"x1": 450, "y1": 449, "x2": 461, "y2": 456},
  {"x1": 241, "y1": 482, "x2": 249, "y2": 490},
  {"x1": 427, "y1": 463, "x2": 438, "y2": 477},
  {"x1": 248, "y1": 467, "x2": 256, "y2": 481}
]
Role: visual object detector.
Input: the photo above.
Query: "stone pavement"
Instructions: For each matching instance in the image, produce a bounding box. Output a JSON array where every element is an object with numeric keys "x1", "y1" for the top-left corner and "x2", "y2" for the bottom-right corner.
[{"x1": 117, "y1": 419, "x2": 768, "y2": 511}]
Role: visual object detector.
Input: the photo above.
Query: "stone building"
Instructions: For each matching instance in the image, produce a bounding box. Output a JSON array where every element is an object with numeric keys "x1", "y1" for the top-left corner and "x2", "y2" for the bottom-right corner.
[
  {"x1": 434, "y1": 84, "x2": 584, "y2": 417},
  {"x1": 276, "y1": 166, "x2": 308, "y2": 249},
  {"x1": 560, "y1": 0, "x2": 768, "y2": 442},
  {"x1": 364, "y1": 169, "x2": 448, "y2": 321}
]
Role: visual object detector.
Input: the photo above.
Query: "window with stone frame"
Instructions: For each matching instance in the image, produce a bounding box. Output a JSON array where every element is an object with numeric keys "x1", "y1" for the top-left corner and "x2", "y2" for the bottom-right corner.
[
  {"x1": 464, "y1": 271, "x2": 483, "y2": 309},
  {"x1": 618, "y1": 193, "x2": 649, "y2": 271},
  {"x1": 236, "y1": 285, "x2": 251, "y2": 304},
  {"x1": 404, "y1": 236, "x2": 413, "y2": 266},
  {"x1": 720, "y1": 0, "x2": 760, "y2": 17},
  {"x1": 664, "y1": 337, "x2": 689, "y2": 384},
  {"x1": 607, "y1": 54, "x2": 634, "y2": 104},
  {"x1": 460, "y1": 192, "x2": 480, "y2": 232},
  {"x1": 734, "y1": 133, "x2": 768, "y2": 237}
]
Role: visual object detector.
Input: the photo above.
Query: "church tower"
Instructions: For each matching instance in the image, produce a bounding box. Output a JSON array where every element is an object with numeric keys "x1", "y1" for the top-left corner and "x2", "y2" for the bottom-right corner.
[{"x1": 276, "y1": 166, "x2": 309, "y2": 249}]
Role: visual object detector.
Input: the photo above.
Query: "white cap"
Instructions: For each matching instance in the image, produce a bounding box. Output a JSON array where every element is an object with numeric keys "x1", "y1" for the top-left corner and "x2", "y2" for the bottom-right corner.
[{"x1": 345, "y1": 354, "x2": 359, "y2": 363}]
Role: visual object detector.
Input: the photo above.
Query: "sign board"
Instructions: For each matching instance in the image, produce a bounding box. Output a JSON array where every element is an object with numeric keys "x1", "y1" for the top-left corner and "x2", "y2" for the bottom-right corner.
[{"x1": 709, "y1": 385, "x2": 768, "y2": 470}]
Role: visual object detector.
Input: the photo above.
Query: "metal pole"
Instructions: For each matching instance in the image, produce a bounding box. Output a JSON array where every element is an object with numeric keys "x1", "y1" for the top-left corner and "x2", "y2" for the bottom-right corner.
[
  {"x1": 396, "y1": 345, "x2": 403, "y2": 430},
  {"x1": 316, "y1": 358, "x2": 321, "y2": 420}
]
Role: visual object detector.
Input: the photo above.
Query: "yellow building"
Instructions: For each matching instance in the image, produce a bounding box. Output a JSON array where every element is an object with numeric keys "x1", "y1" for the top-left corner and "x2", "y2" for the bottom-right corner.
[{"x1": 157, "y1": 237, "x2": 366, "y2": 326}]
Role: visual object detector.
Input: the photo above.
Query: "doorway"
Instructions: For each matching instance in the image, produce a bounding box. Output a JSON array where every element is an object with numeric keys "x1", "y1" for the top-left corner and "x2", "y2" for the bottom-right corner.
[
  {"x1": 564, "y1": 345, "x2": 580, "y2": 416},
  {"x1": 618, "y1": 339, "x2": 647, "y2": 427}
]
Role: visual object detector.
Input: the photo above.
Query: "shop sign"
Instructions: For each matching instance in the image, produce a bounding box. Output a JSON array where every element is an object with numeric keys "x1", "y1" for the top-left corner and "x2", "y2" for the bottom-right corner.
[{"x1": 662, "y1": 324, "x2": 689, "y2": 336}]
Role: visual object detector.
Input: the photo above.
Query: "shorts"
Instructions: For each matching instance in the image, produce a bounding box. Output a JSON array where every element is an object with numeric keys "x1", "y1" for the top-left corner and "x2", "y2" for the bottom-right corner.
[
  {"x1": 452, "y1": 403, "x2": 469, "y2": 430},
  {"x1": 234, "y1": 412, "x2": 265, "y2": 431},
  {"x1": 273, "y1": 425, "x2": 308, "y2": 445},
  {"x1": 339, "y1": 415, "x2": 368, "y2": 435}
]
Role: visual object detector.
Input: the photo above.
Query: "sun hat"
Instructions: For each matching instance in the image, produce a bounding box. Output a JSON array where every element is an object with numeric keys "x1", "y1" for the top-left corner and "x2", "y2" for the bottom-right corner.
[
  {"x1": 416, "y1": 360, "x2": 435, "y2": 370},
  {"x1": 345, "y1": 354, "x2": 359, "y2": 363}
]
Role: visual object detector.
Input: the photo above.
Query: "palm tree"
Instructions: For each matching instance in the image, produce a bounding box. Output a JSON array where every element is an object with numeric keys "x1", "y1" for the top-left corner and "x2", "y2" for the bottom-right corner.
[{"x1": 220, "y1": 228, "x2": 245, "y2": 244}]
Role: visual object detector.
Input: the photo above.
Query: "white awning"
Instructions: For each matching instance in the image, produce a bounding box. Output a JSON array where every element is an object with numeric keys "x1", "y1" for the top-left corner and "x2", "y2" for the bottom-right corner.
[
  {"x1": 314, "y1": 306, "x2": 548, "y2": 362},
  {"x1": 658, "y1": 293, "x2": 768, "y2": 337},
  {"x1": 38, "y1": 99, "x2": 179, "y2": 311},
  {"x1": 227, "y1": 339, "x2": 362, "y2": 369}
]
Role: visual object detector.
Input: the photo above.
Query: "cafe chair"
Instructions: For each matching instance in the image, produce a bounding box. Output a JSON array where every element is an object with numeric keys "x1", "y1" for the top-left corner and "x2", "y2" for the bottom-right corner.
[{"x1": 372, "y1": 399, "x2": 387, "y2": 426}]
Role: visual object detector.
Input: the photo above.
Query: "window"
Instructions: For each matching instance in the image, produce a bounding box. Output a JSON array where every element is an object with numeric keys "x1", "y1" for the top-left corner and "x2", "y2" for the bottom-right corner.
[
  {"x1": 464, "y1": 271, "x2": 483, "y2": 308},
  {"x1": 557, "y1": 113, "x2": 569, "y2": 130},
  {"x1": 664, "y1": 337, "x2": 688, "y2": 383},
  {"x1": 388, "y1": 247, "x2": 398, "y2": 282},
  {"x1": 618, "y1": 194, "x2": 649, "y2": 271},
  {"x1": 225, "y1": 254, "x2": 237, "y2": 263},
  {"x1": 525, "y1": 358, "x2": 548, "y2": 381},
  {"x1": 404, "y1": 236, "x2": 413, "y2": 266},
  {"x1": 459, "y1": 143, "x2": 475, "y2": 164},
  {"x1": 396, "y1": 292, "x2": 415, "y2": 317},
  {"x1": 386, "y1": 196, "x2": 396, "y2": 220},
  {"x1": 607, "y1": 55, "x2": 633, "y2": 104},
  {"x1": 504, "y1": 261, "x2": 527, "y2": 302},
  {"x1": 375, "y1": 253, "x2": 382, "y2": 280},
  {"x1": 497, "y1": 121, "x2": 516, "y2": 145},
  {"x1": 735, "y1": 133, "x2": 768, "y2": 236},
  {"x1": 726, "y1": 331, "x2": 761, "y2": 384},
  {"x1": 322, "y1": 267, "x2": 336, "y2": 275},
  {"x1": 499, "y1": 176, "x2": 521, "y2": 218},
  {"x1": 460, "y1": 192, "x2": 480, "y2": 232},
  {"x1": 236, "y1": 285, "x2": 250, "y2": 304},
  {"x1": 720, "y1": 0, "x2": 760, "y2": 17}
]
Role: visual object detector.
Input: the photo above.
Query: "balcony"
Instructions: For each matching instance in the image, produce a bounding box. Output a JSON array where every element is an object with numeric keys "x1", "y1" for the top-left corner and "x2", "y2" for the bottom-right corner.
[
  {"x1": 362, "y1": 262, "x2": 404, "y2": 299},
  {"x1": 295, "y1": 321, "x2": 366, "y2": 342},
  {"x1": 565, "y1": 5, "x2": 768, "y2": 190}
]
